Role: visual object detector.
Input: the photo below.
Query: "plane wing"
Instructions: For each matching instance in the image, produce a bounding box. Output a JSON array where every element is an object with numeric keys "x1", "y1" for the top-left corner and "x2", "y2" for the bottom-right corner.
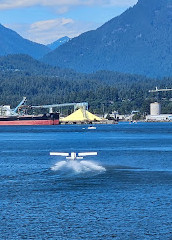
[
  {"x1": 50, "y1": 152, "x2": 69, "y2": 156},
  {"x1": 78, "y1": 152, "x2": 97, "y2": 157}
]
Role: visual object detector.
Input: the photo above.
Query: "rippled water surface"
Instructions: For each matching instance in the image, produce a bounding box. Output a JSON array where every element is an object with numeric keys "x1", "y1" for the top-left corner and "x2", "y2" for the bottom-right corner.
[{"x1": 0, "y1": 123, "x2": 172, "y2": 240}]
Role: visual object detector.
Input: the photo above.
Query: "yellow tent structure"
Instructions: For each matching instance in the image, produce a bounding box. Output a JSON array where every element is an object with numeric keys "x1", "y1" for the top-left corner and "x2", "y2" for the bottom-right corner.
[{"x1": 60, "y1": 108, "x2": 102, "y2": 123}]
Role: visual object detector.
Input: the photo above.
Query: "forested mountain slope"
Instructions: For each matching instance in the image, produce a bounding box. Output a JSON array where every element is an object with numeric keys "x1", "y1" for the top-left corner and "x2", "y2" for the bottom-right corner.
[
  {"x1": 0, "y1": 24, "x2": 50, "y2": 59},
  {"x1": 0, "y1": 54, "x2": 171, "y2": 114},
  {"x1": 42, "y1": 0, "x2": 172, "y2": 78}
]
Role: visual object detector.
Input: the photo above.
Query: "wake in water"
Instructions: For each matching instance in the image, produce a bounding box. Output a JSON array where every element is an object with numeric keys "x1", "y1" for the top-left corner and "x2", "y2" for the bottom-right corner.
[{"x1": 51, "y1": 160, "x2": 106, "y2": 175}]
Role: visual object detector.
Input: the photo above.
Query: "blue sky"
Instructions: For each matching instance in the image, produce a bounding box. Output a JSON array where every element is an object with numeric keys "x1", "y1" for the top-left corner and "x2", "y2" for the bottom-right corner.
[{"x1": 0, "y1": 0, "x2": 137, "y2": 44}]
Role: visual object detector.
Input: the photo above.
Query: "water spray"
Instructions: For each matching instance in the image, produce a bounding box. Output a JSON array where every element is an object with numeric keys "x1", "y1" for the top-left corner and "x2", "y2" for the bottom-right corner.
[{"x1": 50, "y1": 151, "x2": 105, "y2": 174}]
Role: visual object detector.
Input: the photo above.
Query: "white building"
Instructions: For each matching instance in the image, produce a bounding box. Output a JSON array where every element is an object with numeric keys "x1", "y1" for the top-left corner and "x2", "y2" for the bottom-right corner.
[
  {"x1": 146, "y1": 114, "x2": 172, "y2": 121},
  {"x1": 0, "y1": 105, "x2": 11, "y2": 116},
  {"x1": 146, "y1": 102, "x2": 172, "y2": 121}
]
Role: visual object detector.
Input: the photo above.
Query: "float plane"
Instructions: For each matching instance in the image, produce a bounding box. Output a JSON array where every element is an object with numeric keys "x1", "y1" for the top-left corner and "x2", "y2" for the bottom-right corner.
[{"x1": 50, "y1": 152, "x2": 97, "y2": 161}]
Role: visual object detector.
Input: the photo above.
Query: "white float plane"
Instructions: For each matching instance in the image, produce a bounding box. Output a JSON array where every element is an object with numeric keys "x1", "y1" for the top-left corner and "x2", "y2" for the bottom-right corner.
[{"x1": 50, "y1": 151, "x2": 97, "y2": 161}]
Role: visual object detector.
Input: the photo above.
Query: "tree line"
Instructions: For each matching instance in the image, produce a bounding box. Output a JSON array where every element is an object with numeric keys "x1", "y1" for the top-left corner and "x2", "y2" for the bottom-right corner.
[{"x1": 0, "y1": 54, "x2": 171, "y2": 115}]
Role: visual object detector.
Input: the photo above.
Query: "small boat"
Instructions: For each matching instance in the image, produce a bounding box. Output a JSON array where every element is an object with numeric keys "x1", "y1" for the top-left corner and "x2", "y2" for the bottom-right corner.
[{"x1": 88, "y1": 126, "x2": 96, "y2": 130}]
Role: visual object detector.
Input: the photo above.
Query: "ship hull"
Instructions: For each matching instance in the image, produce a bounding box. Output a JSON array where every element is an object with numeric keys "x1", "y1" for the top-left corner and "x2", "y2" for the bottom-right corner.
[
  {"x1": 0, "y1": 113, "x2": 59, "y2": 126},
  {"x1": 0, "y1": 119, "x2": 59, "y2": 125}
]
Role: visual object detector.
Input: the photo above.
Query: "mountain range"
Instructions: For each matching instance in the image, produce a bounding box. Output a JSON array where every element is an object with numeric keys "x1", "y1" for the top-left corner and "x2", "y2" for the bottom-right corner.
[
  {"x1": 0, "y1": 24, "x2": 50, "y2": 59},
  {"x1": 0, "y1": 0, "x2": 172, "y2": 78},
  {"x1": 42, "y1": 0, "x2": 172, "y2": 78},
  {"x1": 0, "y1": 24, "x2": 70, "y2": 58},
  {"x1": 47, "y1": 36, "x2": 70, "y2": 50}
]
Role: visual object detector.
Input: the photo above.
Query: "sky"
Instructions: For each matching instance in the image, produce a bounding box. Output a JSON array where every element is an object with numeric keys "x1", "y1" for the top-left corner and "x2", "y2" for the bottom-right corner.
[{"x1": 0, "y1": 0, "x2": 138, "y2": 45}]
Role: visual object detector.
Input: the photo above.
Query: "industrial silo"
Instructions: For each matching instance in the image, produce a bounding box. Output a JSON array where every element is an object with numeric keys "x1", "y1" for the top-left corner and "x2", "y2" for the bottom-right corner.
[{"x1": 150, "y1": 102, "x2": 161, "y2": 115}]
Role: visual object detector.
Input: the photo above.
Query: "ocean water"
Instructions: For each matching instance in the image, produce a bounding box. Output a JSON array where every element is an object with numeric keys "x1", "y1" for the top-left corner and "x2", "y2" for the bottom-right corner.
[{"x1": 0, "y1": 123, "x2": 172, "y2": 240}]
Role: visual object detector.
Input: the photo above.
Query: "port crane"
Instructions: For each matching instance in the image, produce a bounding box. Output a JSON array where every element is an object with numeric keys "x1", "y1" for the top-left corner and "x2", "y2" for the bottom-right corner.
[
  {"x1": 0, "y1": 97, "x2": 27, "y2": 116},
  {"x1": 31, "y1": 102, "x2": 88, "y2": 113},
  {"x1": 13, "y1": 97, "x2": 27, "y2": 113},
  {"x1": 149, "y1": 87, "x2": 172, "y2": 93},
  {"x1": 0, "y1": 97, "x2": 88, "y2": 116},
  {"x1": 148, "y1": 87, "x2": 172, "y2": 102}
]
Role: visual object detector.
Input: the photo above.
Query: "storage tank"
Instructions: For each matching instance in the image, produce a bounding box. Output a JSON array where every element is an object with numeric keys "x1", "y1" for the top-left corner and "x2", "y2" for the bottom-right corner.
[{"x1": 150, "y1": 102, "x2": 161, "y2": 115}]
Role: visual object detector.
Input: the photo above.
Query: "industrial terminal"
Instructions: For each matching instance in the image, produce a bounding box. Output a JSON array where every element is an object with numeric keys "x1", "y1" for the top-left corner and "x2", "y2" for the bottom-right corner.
[
  {"x1": 146, "y1": 102, "x2": 172, "y2": 122},
  {"x1": 146, "y1": 87, "x2": 172, "y2": 122},
  {"x1": 0, "y1": 98, "x2": 107, "y2": 125},
  {"x1": 0, "y1": 86, "x2": 171, "y2": 125}
]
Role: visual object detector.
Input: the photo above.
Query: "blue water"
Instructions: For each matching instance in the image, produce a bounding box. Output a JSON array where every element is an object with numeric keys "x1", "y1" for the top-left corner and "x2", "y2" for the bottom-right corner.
[{"x1": 0, "y1": 123, "x2": 172, "y2": 240}]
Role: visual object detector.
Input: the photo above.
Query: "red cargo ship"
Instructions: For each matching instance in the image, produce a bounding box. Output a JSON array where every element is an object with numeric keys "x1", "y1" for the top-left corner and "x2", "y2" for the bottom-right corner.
[
  {"x1": 0, "y1": 97, "x2": 60, "y2": 125},
  {"x1": 0, "y1": 97, "x2": 88, "y2": 126},
  {"x1": 0, "y1": 113, "x2": 59, "y2": 125}
]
